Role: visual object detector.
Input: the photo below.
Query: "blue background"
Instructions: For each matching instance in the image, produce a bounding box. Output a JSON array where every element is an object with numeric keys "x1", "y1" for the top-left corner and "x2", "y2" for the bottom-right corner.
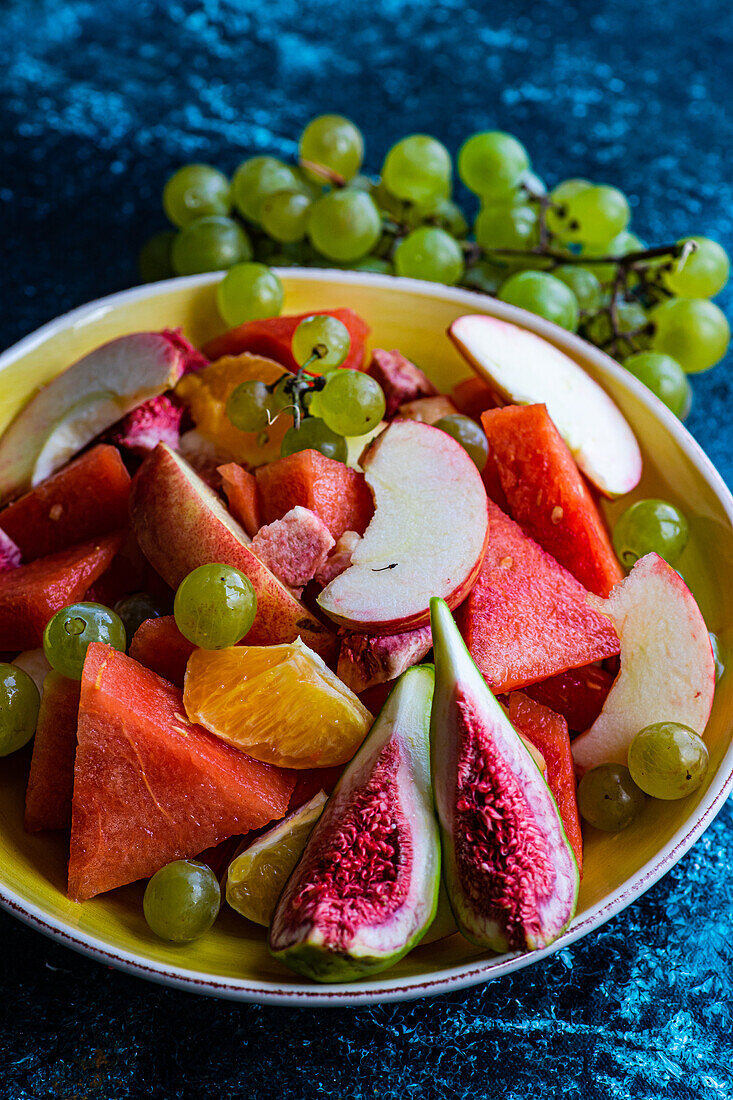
[{"x1": 2, "y1": 1, "x2": 732, "y2": 1097}]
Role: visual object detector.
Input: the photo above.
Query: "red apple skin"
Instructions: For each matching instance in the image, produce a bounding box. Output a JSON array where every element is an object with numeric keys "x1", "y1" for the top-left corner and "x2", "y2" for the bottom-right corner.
[{"x1": 129, "y1": 444, "x2": 338, "y2": 663}]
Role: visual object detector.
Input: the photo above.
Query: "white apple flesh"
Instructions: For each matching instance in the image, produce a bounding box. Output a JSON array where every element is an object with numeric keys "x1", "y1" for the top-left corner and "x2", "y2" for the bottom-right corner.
[
  {"x1": 571, "y1": 553, "x2": 716, "y2": 772},
  {"x1": 317, "y1": 419, "x2": 490, "y2": 634},
  {"x1": 449, "y1": 314, "x2": 642, "y2": 498}
]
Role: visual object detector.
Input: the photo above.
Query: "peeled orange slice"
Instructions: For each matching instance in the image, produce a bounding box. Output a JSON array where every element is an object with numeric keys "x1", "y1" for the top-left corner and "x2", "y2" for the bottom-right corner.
[
  {"x1": 226, "y1": 791, "x2": 327, "y2": 926},
  {"x1": 183, "y1": 639, "x2": 372, "y2": 769}
]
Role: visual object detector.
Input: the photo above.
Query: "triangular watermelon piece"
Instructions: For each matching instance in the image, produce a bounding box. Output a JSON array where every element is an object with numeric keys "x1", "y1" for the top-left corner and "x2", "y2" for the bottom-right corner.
[
  {"x1": 25, "y1": 672, "x2": 80, "y2": 832},
  {"x1": 129, "y1": 615, "x2": 195, "y2": 687},
  {"x1": 456, "y1": 499, "x2": 619, "y2": 693},
  {"x1": 524, "y1": 663, "x2": 614, "y2": 733},
  {"x1": 68, "y1": 643, "x2": 295, "y2": 900}
]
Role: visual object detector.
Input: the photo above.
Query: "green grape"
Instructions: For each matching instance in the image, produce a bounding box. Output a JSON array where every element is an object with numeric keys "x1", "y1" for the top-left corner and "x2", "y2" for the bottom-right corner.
[
  {"x1": 581, "y1": 230, "x2": 644, "y2": 285},
  {"x1": 394, "y1": 227, "x2": 465, "y2": 285},
  {"x1": 577, "y1": 764, "x2": 645, "y2": 831},
  {"x1": 612, "y1": 498, "x2": 689, "y2": 570},
  {"x1": 226, "y1": 380, "x2": 275, "y2": 432},
  {"x1": 457, "y1": 131, "x2": 530, "y2": 199},
  {"x1": 352, "y1": 256, "x2": 393, "y2": 275},
  {"x1": 171, "y1": 216, "x2": 252, "y2": 276},
  {"x1": 382, "y1": 135, "x2": 452, "y2": 206},
  {"x1": 661, "y1": 237, "x2": 729, "y2": 299},
  {"x1": 622, "y1": 351, "x2": 692, "y2": 419},
  {"x1": 553, "y1": 265, "x2": 603, "y2": 312},
  {"x1": 518, "y1": 169, "x2": 547, "y2": 198},
  {"x1": 0, "y1": 664, "x2": 40, "y2": 757},
  {"x1": 114, "y1": 593, "x2": 167, "y2": 645},
  {"x1": 173, "y1": 564, "x2": 257, "y2": 649},
  {"x1": 584, "y1": 299, "x2": 648, "y2": 348},
  {"x1": 498, "y1": 270, "x2": 579, "y2": 332},
  {"x1": 474, "y1": 203, "x2": 539, "y2": 252},
  {"x1": 280, "y1": 417, "x2": 348, "y2": 462},
  {"x1": 628, "y1": 722, "x2": 709, "y2": 800},
  {"x1": 318, "y1": 370, "x2": 386, "y2": 436},
  {"x1": 299, "y1": 115, "x2": 364, "y2": 182},
  {"x1": 163, "y1": 164, "x2": 231, "y2": 228},
  {"x1": 549, "y1": 182, "x2": 630, "y2": 246},
  {"x1": 709, "y1": 632, "x2": 725, "y2": 682},
  {"x1": 216, "y1": 262, "x2": 284, "y2": 326},
  {"x1": 461, "y1": 260, "x2": 507, "y2": 295},
  {"x1": 43, "y1": 602, "x2": 127, "y2": 680},
  {"x1": 423, "y1": 199, "x2": 470, "y2": 239},
  {"x1": 307, "y1": 189, "x2": 382, "y2": 262},
  {"x1": 649, "y1": 297, "x2": 731, "y2": 373},
  {"x1": 143, "y1": 860, "x2": 221, "y2": 943},
  {"x1": 433, "y1": 415, "x2": 489, "y2": 470},
  {"x1": 138, "y1": 230, "x2": 176, "y2": 283},
  {"x1": 260, "y1": 190, "x2": 312, "y2": 243},
  {"x1": 291, "y1": 315, "x2": 351, "y2": 369},
  {"x1": 232, "y1": 157, "x2": 302, "y2": 225}
]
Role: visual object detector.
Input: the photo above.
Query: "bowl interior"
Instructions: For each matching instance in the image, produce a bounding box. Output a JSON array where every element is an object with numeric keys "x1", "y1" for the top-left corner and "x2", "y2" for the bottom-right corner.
[{"x1": 1, "y1": 271, "x2": 732, "y2": 999}]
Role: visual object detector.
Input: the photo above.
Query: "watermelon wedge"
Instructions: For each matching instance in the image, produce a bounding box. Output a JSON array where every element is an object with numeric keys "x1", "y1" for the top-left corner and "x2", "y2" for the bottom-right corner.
[
  {"x1": 202, "y1": 309, "x2": 370, "y2": 372},
  {"x1": 524, "y1": 663, "x2": 615, "y2": 733},
  {"x1": 68, "y1": 644, "x2": 295, "y2": 900},
  {"x1": 129, "y1": 615, "x2": 195, "y2": 687},
  {"x1": 456, "y1": 500, "x2": 619, "y2": 693},
  {"x1": 508, "y1": 692, "x2": 583, "y2": 873},
  {"x1": 481, "y1": 404, "x2": 623, "y2": 597},
  {"x1": 24, "y1": 672, "x2": 81, "y2": 832}
]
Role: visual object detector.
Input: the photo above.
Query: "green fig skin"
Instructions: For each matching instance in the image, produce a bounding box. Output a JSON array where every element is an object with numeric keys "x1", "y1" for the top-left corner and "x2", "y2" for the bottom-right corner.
[
  {"x1": 429, "y1": 597, "x2": 579, "y2": 954},
  {"x1": 269, "y1": 664, "x2": 441, "y2": 983}
]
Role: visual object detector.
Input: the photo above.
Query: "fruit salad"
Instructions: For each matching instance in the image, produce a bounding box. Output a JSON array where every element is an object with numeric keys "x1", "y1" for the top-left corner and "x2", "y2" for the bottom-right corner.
[{"x1": 0, "y1": 302, "x2": 719, "y2": 983}]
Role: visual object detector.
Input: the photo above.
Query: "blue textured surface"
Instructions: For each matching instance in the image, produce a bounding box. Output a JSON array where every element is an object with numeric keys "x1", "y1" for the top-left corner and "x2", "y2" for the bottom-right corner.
[{"x1": 1, "y1": 1, "x2": 732, "y2": 1097}]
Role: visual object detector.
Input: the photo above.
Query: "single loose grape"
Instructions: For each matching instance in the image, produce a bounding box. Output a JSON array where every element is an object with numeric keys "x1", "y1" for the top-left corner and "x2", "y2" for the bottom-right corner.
[
  {"x1": 474, "y1": 203, "x2": 539, "y2": 252},
  {"x1": 577, "y1": 763, "x2": 645, "y2": 831},
  {"x1": 174, "y1": 564, "x2": 257, "y2": 649},
  {"x1": 612, "y1": 498, "x2": 689, "y2": 570},
  {"x1": 171, "y1": 216, "x2": 252, "y2": 275},
  {"x1": 458, "y1": 131, "x2": 530, "y2": 199},
  {"x1": 114, "y1": 593, "x2": 167, "y2": 645},
  {"x1": 138, "y1": 230, "x2": 176, "y2": 283},
  {"x1": 709, "y1": 632, "x2": 725, "y2": 682},
  {"x1": 628, "y1": 722, "x2": 709, "y2": 800},
  {"x1": 232, "y1": 157, "x2": 302, "y2": 225},
  {"x1": 226, "y1": 380, "x2": 275, "y2": 432},
  {"x1": 280, "y1": 418, "x2": 348, "y2": 462},
  {"x1": 498, "y1": 270, "x2": 579, "y2": 331},
  {"x1": 553, "y1": 265, "x2": 603, "y2": 313},
  {"x1": 143, "y1": 860, "x2": 221, "y2": 943},
  {"x1": 382, "y1": 135, "x2": 452, "y2": 206},
  {"x1": 434, "y1": 415, "x2": 489, "y2": 470},
  {"x1": 0, "y1": 664, "x2": 40, "y2": 757},
  {"x1": 291, "y1": 315, "x2": 351, "y2": 369},
  {"x1": 661, "y1": 237, "x2": 729, "y2": 299},
  {"x1": 299, "y1": 115, "x2": 364, "y2": 182},
  {"x1": 216, "y1": 263, "x2": 284, "y2": 326},
  {"x1": 318, "y1": 370, "x2": 386, "y2": 436},
  {"x1": 163, "y1": 164, "x2": 231, "y2": 228},
  {"x1": 43, "y1": 602, "x2": 127, "y2": 680},
  {"x1": 622, "y1": 351, "x2": 692, "y2": 419},
  {"x1": 649, "y1": 298, "x2": 730, "y2": 373},
  {"x1": 260, "y1": 190, "x2": 312, "y2": 243},
  {"x1": 394, "y1": 227, "x2": 465, "y2": 285},
  {"x1": 307, "y1": 189, "x2": 382, "y2": 262}
]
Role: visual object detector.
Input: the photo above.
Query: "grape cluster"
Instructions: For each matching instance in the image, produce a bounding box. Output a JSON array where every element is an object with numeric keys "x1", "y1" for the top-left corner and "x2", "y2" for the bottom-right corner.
[{"x1": 143, "y1": 115, "x2": 731, "y2": 421}]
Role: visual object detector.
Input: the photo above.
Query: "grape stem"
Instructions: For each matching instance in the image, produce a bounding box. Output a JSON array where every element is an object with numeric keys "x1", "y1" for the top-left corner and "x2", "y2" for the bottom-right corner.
[{"x1": 483, "y1": 240, "x2": 689, "y2": 267}]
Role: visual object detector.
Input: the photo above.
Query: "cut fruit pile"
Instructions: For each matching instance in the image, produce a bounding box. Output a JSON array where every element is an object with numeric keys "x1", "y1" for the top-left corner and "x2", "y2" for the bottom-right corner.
[{"x1": 0, "y1": 301, "x2": 719, "y2": 986}]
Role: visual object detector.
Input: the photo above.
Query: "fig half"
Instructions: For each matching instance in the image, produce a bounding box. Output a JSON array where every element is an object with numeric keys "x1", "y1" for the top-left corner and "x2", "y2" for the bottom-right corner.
[
  {"x1": 269, "y1": 664, "x2": 440, "y2": 982},
  {"x1": 430, "y1": 597, "x2": 579, "y2": 953}
]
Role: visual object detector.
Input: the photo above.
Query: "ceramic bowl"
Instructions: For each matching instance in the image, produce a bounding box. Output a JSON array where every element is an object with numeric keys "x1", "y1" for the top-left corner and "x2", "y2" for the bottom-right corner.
[{"x1": 1, "y1": 270, "x2": 731, "y2": 1006}]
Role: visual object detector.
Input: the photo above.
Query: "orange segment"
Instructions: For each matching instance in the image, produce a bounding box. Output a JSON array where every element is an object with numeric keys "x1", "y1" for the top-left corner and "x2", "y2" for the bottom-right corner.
[{"x1": 183, "y1": 640, "x2": 373, "y2": 769}]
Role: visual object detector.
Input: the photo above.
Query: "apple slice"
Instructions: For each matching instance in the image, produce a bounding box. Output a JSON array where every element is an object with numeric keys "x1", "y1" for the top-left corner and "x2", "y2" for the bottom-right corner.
[
  {"x1": 0, "y1": 333, "x2": 186, "y2": 501},
  {"x1": 317, "y1": 419, "x2": 490, "y2": 634},
  {"x1": 129, "y1": 444, "x2": 338, "y2": 663},
  {"x1": 449, "y1": 315, "x2": 642, "y2": 497},
  {"x1": 571, "y1": 554, "x2": 715, "y2": 771}
]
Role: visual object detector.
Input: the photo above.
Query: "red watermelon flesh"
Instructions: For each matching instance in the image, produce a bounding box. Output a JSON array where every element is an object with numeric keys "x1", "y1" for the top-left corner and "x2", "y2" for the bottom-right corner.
[
  {"x1": 129, "y1": 615, "x2": 195, "y2": 687},
  {"x1": 0, "y1": 532, "x2": 124, "y2": 650},
  {"x1": 68, "y1": 644, "x2": 295, "y2": 900},
  {"x1": 0, "y1": 445, "x2": 130, "y2": 561},
  {"x1": 481, "y1": 404, "x2": 623, "y2": 597},
  {"x1": 24, "y1": 672, "x2": 80, "y2": 832},
  {"x1": 524, "y1": 663, "x2": 615, "y2": 733},
  {"x1": 202, "y1": 309, "x2": 370, "y2": 373},
  {"x1": 456, "y1": 499, "x2": 619, "y2": 693},
  {"x1": 509, "y1": 692, "x2": 583, "y2": 874}
]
